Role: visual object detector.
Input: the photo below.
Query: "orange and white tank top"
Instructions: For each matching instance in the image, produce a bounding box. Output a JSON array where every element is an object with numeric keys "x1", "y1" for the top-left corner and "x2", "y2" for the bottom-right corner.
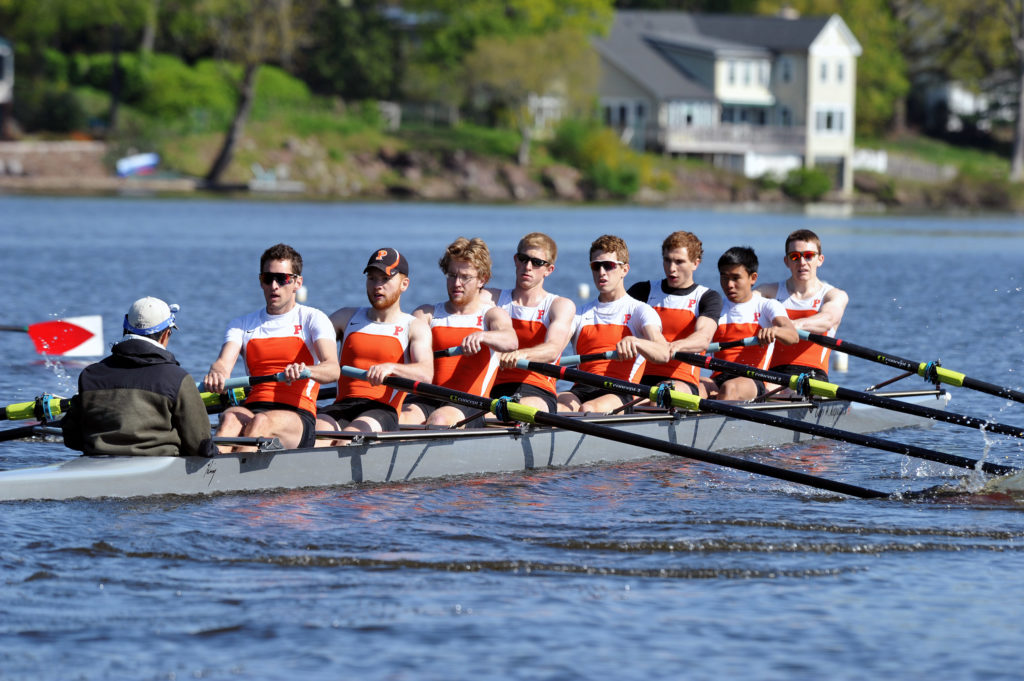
[
  {"x1": 571, "y1": 296, "x2": 661, "y2": 383},
  {"x1": 712, "y1": 296, "x2": 786, "y2": 374},
  {"x1": 771, "y1": 280, "x2": 836, "y2": 372},
  {"x1": 225, "y1": 304, "x2": 335, "y2": 414},
  {"x1": 640, "y1": 280, "x2": 715, "y2": 386},
  {"x1": 494, "y1": 289, "x2": 558, "y2": 393},
  {"x1": 430, "y1": 302, "x2": 500, "y2": 395},
  {"x1": 336, "y1": 308, "x2": 414, "y2": 410}
]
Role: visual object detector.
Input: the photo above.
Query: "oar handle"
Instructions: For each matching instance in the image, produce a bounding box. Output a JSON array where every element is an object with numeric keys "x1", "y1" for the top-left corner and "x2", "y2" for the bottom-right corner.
[
  {"x1": 198, "y1": 368, "x2": 312, "y2": 391},
  {"x1": 561, "y1": 351, "x2": 617, "y2": 366},
  {"x1": 708, "y1": 336, "x2": 759, "y2": 352},
  {"x1": 433, "y1": 346, "x2": 464, "y2": 359}
]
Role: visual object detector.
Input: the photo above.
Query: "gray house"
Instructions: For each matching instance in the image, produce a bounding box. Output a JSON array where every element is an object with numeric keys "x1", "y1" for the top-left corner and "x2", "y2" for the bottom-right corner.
[{"x1": 594, "y1": 11, "x2": 862, "y2": 194}]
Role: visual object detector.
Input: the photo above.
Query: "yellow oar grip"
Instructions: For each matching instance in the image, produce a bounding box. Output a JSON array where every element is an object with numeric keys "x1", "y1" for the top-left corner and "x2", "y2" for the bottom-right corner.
[
  {"x1": 200, "y1": 388, "x2": 248, "y2": 408},
  {"x1": 926, "y1": 365, "x2": 966, "y2": 387},
  {"x1": 5, "y1": 400, "x2": 38, "y2": 421},
  {"x1": 502, "y1": 400, "x2": 540, "y2": 424},
  {"x1": 805, "y1": 378, "x2": 839, "y2": 399},
  {"x1": 665, "y1": 389, "x2": 701, "y2": 412}
]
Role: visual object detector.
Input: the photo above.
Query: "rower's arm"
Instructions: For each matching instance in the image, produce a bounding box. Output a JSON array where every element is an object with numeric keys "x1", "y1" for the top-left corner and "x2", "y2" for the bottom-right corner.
[
  {"x1": 465, "y1": 306, "x2": 518, "y2": 354},
  {"x1": 499, "y1": 296, "x2": 576, "y2": 368},
  {"x1": 617, "y1": 324, "x2": 670, "y2": 364},
  {"x1": 669, "y1": 315, "x2": 718, "y2": 354},
  {"x1": 205, "y1": 341, "x2": 242, "y2": 393},
  {"x1": 792, "y1": 287, "x2": 848, "y2": 334},
  {"x1": 758, "y1": 315, "x2": 799, "y2": 345}
]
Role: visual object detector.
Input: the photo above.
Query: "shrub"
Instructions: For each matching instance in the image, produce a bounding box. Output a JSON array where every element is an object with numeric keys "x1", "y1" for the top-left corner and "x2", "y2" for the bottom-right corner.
[{"x1": 781, "y1": 167, "x2": 833, "y2": 202}]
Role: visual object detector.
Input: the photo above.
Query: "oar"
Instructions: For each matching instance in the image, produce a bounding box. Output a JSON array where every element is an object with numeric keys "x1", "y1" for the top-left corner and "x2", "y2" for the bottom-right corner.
[
  {"x1": 434, "y1": 346, "x2": 464, "y2": 358},
  {"x1": 519, "y1": 359, "x2": 1017, "y2": 476},
  {"x1": 674, "y1": 351, "x2": 1024, "y2": 440},
  {"x1": 0, "y1": 423, "x2": 49, "y2": 443},
  {"x1": 340, "y1": 365, "x2": 886, "y2": 499},
  {"x1": 707, "y1": 336, "x2": 759, "y2": 352},
  {"x1": 0, "y1": 315, "x2": 105, "y2": 356},
  {"x1": 196, "y1": 368, "x2": 312, "y2": 391},
  {"x1": 798, "y1": 330, "x2": 1024, "y2": 405}
]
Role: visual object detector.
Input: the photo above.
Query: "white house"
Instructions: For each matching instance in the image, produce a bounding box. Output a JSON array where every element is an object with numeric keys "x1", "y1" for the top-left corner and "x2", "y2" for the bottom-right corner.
[
  {"x1": 0, "y1": 37, "x2": 12, "y2": 105},
  {"x1": 593, "y1": 10, "x2": 862, "y2": 194}
]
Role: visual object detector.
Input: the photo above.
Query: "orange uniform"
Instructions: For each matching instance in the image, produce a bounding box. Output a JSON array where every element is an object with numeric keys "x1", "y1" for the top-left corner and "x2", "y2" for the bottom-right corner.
[
  {"x1": 493, "y1": 289, "x2": 559, "y2": 394},
  {"x1": 225, "y1": 304, "x2": 335, "y2": 415},
  {"x1": 335, "y1": 308, "x2": 414, "y2": 411},
  {"x1": 429, "y1": 302, "x2": 500, "y2": 395},
  {"x1": 629, "y1": 279, "x2": 722, "y2": 387},
  {"x1": 571, "y1": 296, "x2": 661, "y2": 382},
  {"x1": 712, "y1": 296, "x2": 787, "y2": 377},
  {"x1": 770, "y1": 280, "x2": 836, "y2": 373}
]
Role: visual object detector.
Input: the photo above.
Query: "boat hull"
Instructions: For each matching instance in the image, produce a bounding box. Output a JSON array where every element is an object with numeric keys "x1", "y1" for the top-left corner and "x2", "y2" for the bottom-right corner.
[{"x1": 0, "y1": 391, "x2": 950, "y2": 501}]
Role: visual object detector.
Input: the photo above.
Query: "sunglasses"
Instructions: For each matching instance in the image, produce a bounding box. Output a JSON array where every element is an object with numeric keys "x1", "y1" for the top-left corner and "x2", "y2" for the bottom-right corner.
[
  {"x1": 786, "y1": 250, "x2": 819, "y2": 262},
  {"x1": 515, "y1": 253, "x2": 550, "y2": 268},
  {"x1": 259, "y1": 272, "x2": 299, "y2": 286},
  {"x1": 590, "y1": 260, "x2": 625, "y2": 272}
]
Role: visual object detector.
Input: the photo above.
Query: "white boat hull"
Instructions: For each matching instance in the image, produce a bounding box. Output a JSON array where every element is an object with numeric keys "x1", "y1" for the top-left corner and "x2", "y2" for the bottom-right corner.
[{"x1": 0, "y1": 391, "x2": 950, "y2": 501}]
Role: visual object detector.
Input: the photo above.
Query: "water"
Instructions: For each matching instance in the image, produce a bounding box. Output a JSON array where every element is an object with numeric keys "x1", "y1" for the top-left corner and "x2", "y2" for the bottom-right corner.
[{"x1": 2, "y1": 196, "x2": 1024, "y2": 680}]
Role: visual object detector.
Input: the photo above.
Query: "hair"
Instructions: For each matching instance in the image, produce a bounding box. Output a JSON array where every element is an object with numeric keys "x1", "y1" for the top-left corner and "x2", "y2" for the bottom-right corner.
[
  {"x1": 517, "y1": 232, "x2": 558, "y2": 263},
  {"x1": 260, "y1": 243, "x2": 303, "y2": 275},
  {"x1": 589, "y1": 234, "x2": 630, "y2": 264},
  {"x1": 662, "y1": 231, "x2": 703, "y2": 261},
  {"x1": 785, "y1": 229, "x2": 822, "y2": 255},
  {"x1": 718, "y1": 246, "x2": 759, "y2": 275},
  {"x1": 439, "y1": 237, "x2": 492, "y2": 283}
]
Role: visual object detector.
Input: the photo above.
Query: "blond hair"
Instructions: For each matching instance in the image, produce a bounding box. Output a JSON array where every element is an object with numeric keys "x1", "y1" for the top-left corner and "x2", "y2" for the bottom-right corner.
[
  {"x1": 517, "y1": 232, "x2": 558, "y2": 263},
  {"x1": 439, "y1": 237, "x2": 492, "y2": 283}
]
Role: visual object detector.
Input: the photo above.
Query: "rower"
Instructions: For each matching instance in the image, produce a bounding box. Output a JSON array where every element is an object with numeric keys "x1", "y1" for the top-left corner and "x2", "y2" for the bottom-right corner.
[
  {"x1": 315, "y1": 247, "x2": 433, "y2": 444},
  {"x1": 755, "y1": 228, "x2": 849, "y2": 381},
  {"x1": 61, "y1": 297, "x2": 216, "y2": 457},
  {"x1": 627, "y1": 230, "x2": 721, "y2": 398},
  {"x1": 557, "y1": 234, "x2": 669, "y2": 414},
  {"x1": 699, "y1": 246, "x2": 798, "y2": 402},
  {"x1": 204, "y1": 243, "x2": 340, "y2": 451},
  {"x1": 485, "y1": 232, "x2": 576, "y2": 412},
  {"x1": 399, "y1": 237, "x2": 518, "y2": 428}
]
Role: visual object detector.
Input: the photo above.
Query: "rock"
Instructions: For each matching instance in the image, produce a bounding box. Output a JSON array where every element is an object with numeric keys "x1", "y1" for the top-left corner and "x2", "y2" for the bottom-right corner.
[
  {"x1": 542, "y1": 164, "x2": 583, "y2": 201},
  {"x1": 499, "y1": 163, "x2": 544, "y2": 202}
]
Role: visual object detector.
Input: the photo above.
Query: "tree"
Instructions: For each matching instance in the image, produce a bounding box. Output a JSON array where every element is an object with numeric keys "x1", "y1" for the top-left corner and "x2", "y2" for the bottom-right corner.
[
  {"x1": 464, "y1": 28, "x2": 599, "y2": 165},
  {"x1": 195, "y1": 0, "x2": 313, "y2": 187}
]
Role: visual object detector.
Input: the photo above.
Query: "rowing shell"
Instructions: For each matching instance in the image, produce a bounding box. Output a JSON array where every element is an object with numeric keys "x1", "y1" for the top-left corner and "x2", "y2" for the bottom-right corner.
[{"x1": 0, "y1": 390, "x2": 949, "y2": 502}]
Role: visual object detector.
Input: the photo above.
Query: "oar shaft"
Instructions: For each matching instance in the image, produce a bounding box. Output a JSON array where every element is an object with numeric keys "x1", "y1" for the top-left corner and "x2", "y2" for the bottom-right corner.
[
  {"x1": 0, "y1": 325, "x2": 29, "y2": 333},
  {"x1": 522, "y1": 360, "x2": 1016, "y2": 476},
  {"x1": 803, "y1": 331, "x2": 1024, "y2": 404},
  {"x1": 676, "y1": 351, "x2": 1024, "y2": 440},
  {"x1": 340, "y1": 366, "x2": 886, "y2": 499}
]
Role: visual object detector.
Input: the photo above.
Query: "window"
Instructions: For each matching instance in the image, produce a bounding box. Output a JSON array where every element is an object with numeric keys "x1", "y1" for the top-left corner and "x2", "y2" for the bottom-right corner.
[
  {"x1": 837, "y1": 62, "x2": 845, "y2": 83},
  {"x1": 780, "y1": 58, "x2": 792, "y2": 84},
  {"x1": 743, "y1": 61, "x2": 751, "y2": 85},
  {"x1": 635, "y1": 103, "x2": 645, "y2": 120},
  {"x1": 820, "y1": 62, "x2": 827, "y2": 82},
  {"x1": 759, "y1": 62, "x2": 769, "y2": 85},
  {"x1": 728, "y1": 60, "x2": 736, "y2": 85},
  {"x1": 780, "y1": 107, "x2": 791, "y2": 126},
  {"x1": 619, "y1": 105, "x2": 628, "y2": 125},
  {"x1": 815, "y1": 109, "x2": 845, "y2": 133}
]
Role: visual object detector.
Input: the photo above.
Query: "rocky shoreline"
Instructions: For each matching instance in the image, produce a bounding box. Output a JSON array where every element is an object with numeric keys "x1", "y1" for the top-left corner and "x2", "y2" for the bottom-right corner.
[{"x1": 0, "y1": 140, "x2": 1017, "y2": 212}]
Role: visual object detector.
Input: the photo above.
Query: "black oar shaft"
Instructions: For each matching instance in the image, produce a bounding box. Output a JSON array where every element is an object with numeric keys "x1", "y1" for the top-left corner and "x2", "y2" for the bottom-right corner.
[
  {"x1": 525, "y1": 361, "x2": 1016, "y2": 476},
  {"x1": 676, "y1": 352, "x2": 1024, "y2": 440},
  {"x1": 806, "y1": 331, "x2": 1024, "y2": 404},
  {"x1": 368, "y1": 371, "x2": 885, "y2": 499}
]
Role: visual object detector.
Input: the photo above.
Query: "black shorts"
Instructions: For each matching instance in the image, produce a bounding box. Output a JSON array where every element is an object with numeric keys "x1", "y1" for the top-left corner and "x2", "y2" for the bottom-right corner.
[
  {"x1": 319, "y1": 398, "x2": 399, "y2": 431},
  {"x1": 245, "y1": 401, "x2": 317, "y2": 448},
  {"x1": 564, "y1": 383, "x2": 626, "y2": 409},
  {"x1": 710, "y1": 374, "x2": 767, "y2": 399},
  {"x1": 490, "y1": 382, "x2": 558, "y2": 412},
  {"x1": 402, "y1": 394, "x2": 486, "y2": 428},
  {"x1": 640, "y1": 374, "x2": 699, "y2": 396},
  {"x1": 770, "y1": 364, "x2": 829, "y2": 382}
]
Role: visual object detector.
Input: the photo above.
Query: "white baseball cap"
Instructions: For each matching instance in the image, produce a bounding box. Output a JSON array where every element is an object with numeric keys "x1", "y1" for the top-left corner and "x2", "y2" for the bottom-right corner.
[{"x1": 123, "y1": 297, "x2": 180, "y2": 335}]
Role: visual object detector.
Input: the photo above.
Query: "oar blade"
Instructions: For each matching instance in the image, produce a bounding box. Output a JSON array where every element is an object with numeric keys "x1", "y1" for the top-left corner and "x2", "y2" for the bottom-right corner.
[{"x1": 26, "y1": 316, "x2": 105, "y2": 357}]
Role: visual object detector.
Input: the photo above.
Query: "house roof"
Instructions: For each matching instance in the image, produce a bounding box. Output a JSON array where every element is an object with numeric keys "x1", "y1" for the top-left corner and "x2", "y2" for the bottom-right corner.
[{"x1": 594, "y1": 10, "x2": 847, "y2": 102}]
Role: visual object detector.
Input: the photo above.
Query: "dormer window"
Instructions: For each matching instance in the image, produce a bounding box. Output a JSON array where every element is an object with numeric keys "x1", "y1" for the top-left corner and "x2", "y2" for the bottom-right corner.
[{"x1": 820, "y1": 62, "x2": 827, "y2": 82}]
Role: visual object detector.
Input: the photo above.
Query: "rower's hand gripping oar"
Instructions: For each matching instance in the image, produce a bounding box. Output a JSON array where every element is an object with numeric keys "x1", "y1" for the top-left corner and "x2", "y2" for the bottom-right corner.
[
  {"x1": 197, "y1": 368, "x2": 312, "y2": 392},
  {"x1": 340, "y1": 365, "x2": 885, "y2": 499},
  {"x1": 521, "y1": 358, "x2": 1018, "y2": 476},
  {"x1": 675, "y1": 351, "x2": 1024, "y2": 441},
  {"x1": 798, "y1": 330, "x2": 1024, "y2": 405}
]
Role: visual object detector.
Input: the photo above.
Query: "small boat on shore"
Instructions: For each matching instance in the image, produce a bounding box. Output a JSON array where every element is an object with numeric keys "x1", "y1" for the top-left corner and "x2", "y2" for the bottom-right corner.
[{"x1": 0, "y1": 389, "x2": 950, "y2": 502}]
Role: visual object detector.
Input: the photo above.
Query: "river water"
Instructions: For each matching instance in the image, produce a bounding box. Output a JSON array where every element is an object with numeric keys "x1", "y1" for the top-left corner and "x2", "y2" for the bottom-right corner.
[{"x1": 2, "y1": 196, "x2": 1024, "y2": 680}]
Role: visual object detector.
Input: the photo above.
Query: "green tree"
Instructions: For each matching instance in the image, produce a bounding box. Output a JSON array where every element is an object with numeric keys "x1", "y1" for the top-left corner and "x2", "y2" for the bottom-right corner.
[{"x1": 464, "y1": 28, "x2": 599, "y2": 165}]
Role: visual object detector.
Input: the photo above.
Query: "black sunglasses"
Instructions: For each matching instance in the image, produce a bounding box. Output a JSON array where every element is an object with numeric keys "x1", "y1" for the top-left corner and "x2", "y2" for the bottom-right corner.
[
  {"x1": 515, "y1": 252, "x2": 550, "y2": 268},
  {"x1": 259, "y1": 272, "x2": 299, "y2": 286}
]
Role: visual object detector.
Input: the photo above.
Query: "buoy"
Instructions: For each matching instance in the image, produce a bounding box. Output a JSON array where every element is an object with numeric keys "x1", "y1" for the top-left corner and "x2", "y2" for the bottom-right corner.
[
  {"x1": 577, "y1": 283, "x2": 591, "y2": 301},
  {"x1": 832, "y1": 351, "x2": 848, "y2": 373},
  {"x1": 297, "y1": 285, "x2": 309, "y2": 303}
]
